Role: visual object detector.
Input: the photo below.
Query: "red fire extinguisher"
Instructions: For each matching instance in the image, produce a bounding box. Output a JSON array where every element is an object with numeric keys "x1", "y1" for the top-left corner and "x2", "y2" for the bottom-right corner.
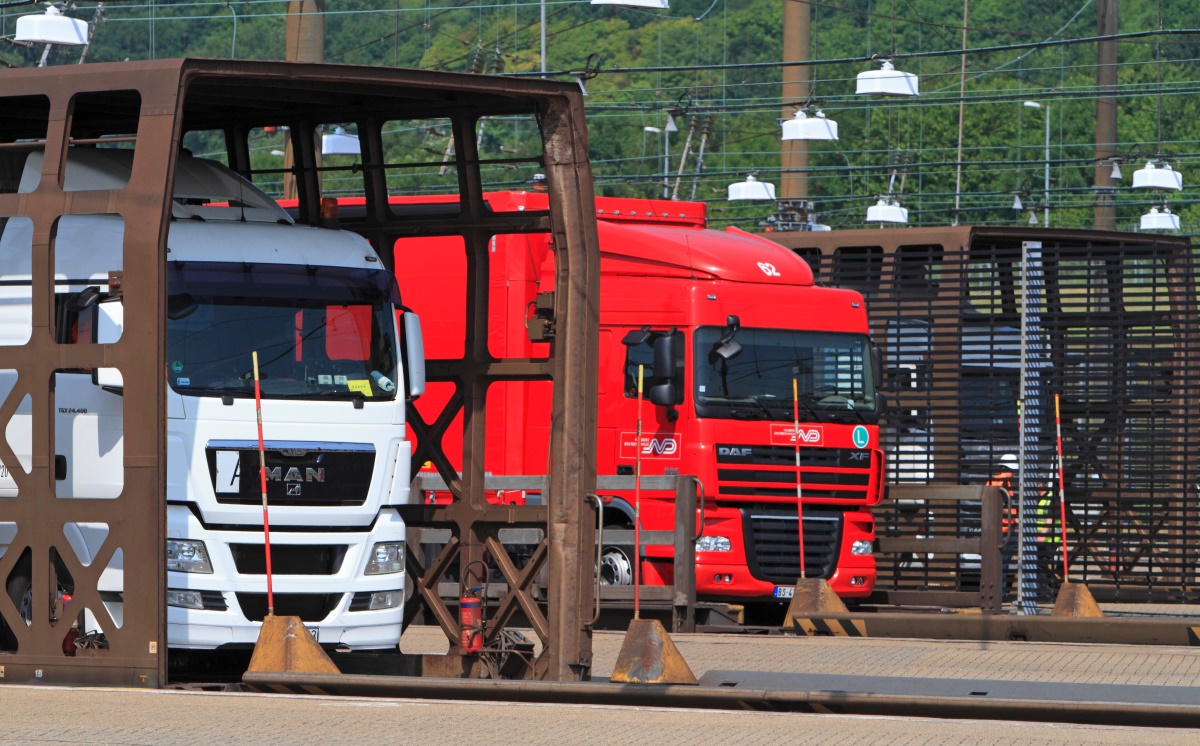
[{"x1": 460, "y1": 594, "x2": 483, "y2": 653}]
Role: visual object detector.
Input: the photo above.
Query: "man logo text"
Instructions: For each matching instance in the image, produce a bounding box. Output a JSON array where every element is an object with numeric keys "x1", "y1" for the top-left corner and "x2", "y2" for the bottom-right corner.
[{"x1": 266, "y1": 467, "x2": 326, "y2": 483}]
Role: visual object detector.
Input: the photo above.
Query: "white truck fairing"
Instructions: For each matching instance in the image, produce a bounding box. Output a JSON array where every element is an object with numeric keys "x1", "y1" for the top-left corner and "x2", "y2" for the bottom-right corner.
[{"x1": 0, "y1": 148, "x2": 422, "y2": 650}]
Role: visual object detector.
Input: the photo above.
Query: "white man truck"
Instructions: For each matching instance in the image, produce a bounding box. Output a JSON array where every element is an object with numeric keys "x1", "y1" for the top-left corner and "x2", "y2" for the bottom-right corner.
[{"x1": 0, "y1": 147, "x2": 425, "y2": 653}]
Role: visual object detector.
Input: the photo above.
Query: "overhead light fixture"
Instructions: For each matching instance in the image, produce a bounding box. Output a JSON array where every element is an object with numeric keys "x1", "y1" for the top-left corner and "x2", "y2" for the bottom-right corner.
[
  {"x1": 1011, "y1": 192, "x2": 1024, "y2": 211},
  {"x1": 1140, "y1": 205, "x2": 1180, "y2": 231},
  {"x1": 856, "y1": 59, "x2": 919, "y2": 97},
  {"x1": 1028, "y1": 209, "x2": 1039, "y2": 226},
  {"x1": 866, "y1": 197, "x2": 908, "y2": 223},
  {"x1": 321, "y1": 126, "x2": 360, "y2": 156},
  {"x1": 590, "y1": 0, "x2": 668, "y2": 7},
  {"x1": 1109, "y1": 158, "x2": 1123, "y2": 181},
  {"x1": 15, "y1": 5, "x2": 89, "y2": 46},
  {"x1": 728, "y1": 175, "x2": 776, "y2": 201},
  {"x1": 1131, "y1": 159, "x2": 1183, "y2": 191},
  {"x1": 781, "y1": 109, "x2": 839, "y2": 141}
]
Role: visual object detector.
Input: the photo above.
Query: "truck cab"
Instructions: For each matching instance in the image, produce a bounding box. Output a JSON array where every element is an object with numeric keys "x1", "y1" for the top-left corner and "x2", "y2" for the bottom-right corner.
[
  {"x1": 394, "y1": 193, "x2": 885, "y2": 603},
  {"x1": 0, "y1": 147, "x2": 425, "y2": 652}
]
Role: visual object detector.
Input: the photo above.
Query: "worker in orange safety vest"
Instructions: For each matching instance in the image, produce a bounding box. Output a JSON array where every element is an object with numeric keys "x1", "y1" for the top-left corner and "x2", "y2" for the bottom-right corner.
[{"x1": 990, "y1": 454, "x2": 1020, "y2": 596}]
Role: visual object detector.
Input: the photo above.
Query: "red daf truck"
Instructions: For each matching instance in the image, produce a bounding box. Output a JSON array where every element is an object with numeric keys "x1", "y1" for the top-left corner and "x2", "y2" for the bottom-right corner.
[{"x1": 392, "y1": 193, "x2": 885, "y2": 602}]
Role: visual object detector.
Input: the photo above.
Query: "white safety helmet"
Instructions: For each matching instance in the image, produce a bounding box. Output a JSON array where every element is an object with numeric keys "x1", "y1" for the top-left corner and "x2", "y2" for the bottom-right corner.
[{"x1": 999, "y1": 454, "x2": 1019, "y2": 471}]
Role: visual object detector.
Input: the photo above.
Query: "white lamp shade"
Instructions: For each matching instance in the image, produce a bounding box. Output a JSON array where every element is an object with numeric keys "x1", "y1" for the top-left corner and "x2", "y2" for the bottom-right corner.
[
  {"x1": 1141, "y1": 206, "x2": 1180, "y2": 231},
  {"x1": 1131, "y1": 161, "x2": 1183, "y2": 191},
  {"x1": 728, "y1": 175, "x2": 776, "y2": 201},
  {"x1": 15, "y1": 7, "x2": 88, "y2": 46},
  {"x1": 781, "y1": 110, "x2": 838, "y2": 141},
  {"x1": 856, "y1": 60, "x2": 919, "y2": 96},
  {"x1": 866, "y1": 198, "x2": 908, "y2": 223},
  {"x1": 591, "y1": 0, "x2": 668, "y2": 7},
  {"x1": 322, "y1": 127, "x2": 361, "y2": 156}
]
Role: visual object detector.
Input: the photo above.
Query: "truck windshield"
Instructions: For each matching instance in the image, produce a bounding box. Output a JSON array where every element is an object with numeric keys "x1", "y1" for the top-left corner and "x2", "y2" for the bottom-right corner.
[
  {"x1": 694, "y1": 326, "x2": 877, "y2": 421},
  {"x1": 166, "y1": 261, "x2": 400, "y2": 400}
]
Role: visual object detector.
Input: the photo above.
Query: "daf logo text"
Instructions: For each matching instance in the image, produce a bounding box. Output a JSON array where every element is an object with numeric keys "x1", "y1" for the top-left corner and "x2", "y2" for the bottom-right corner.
[{"x1": 719, "y1": 447, "x2": 752, "y2": 457}]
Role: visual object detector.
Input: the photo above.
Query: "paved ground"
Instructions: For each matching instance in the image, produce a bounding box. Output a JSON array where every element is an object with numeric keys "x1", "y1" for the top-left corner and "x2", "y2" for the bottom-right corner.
[
  {"x1": 402, "y1": 623, "x2": 1200, "y2": 686},
  {"x1": 4, "y1": 616, "x2": 1200, "y2": 744},
  {"x1": 2, "y1": 684, "x2": 1199, "y2": 746}
]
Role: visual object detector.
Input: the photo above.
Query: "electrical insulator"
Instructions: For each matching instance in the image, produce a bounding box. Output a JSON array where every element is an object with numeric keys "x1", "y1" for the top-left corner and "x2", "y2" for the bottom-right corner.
[{"x1": 466, "y1": 48, "x2": 486, "y2": 74}]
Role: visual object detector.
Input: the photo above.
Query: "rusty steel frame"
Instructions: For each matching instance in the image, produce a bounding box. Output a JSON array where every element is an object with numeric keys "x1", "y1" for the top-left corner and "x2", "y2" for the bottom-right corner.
[
  {"x1": 409, "y1": 474, "x2": 700, "y2": 639},
  {"x1": 0, "y1": 59, "x2": 599, "y2": 686},
  {"x1": 770, "y1": 226, "x2": 1197, "y2": 604},
  {"x1": 874, "y1": 485, "x2": 1005, "y2": 611}
]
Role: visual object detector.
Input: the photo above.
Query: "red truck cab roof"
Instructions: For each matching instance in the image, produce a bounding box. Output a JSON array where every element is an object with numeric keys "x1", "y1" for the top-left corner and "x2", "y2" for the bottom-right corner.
[{"x1": 296, "y1": 191, "x2": 816, "y2": 287}]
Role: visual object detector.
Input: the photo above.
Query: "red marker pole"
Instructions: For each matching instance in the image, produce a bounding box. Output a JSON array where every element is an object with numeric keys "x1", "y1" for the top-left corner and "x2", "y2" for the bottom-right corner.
[
  {"x1": 793, "y1": 378, "x2": 806, "y2": 579},
  {"x1": 1054, "y1": 393, "x2": 1068, "y2": 579},
  {"x1": 633, "y1": 364, "x2": 644, "y2": 619},
  {"x1": 253, "y1": 351, "x2": 275, "y2": 616}
]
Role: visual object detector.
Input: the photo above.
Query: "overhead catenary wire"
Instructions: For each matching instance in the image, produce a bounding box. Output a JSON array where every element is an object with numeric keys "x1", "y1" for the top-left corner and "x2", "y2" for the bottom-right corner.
[{"x1": 35, "y1": 0, "x2": 1200, "y2": 234}]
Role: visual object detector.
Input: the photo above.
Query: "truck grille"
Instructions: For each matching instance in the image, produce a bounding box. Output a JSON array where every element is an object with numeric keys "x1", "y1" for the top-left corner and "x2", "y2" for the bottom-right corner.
[
  {"x1": 235, "y1": 592, "x2": 343, "y2": 622},
  {"x1": 740, "y1": 505, "x2": 842, "y2": 583},
  {"x1": 206, "y1": 441, "x2": 375, "y2": 507},
  {"x1": 716, "y1": 444, "x2": 874, "y2": 501},
  {"x1": 229, "y1": 544, "x2": 348, "y2": 576}
]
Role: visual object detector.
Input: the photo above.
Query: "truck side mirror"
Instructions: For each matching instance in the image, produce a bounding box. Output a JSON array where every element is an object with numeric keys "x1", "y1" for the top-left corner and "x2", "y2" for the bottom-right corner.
[
  {"x1": 652, "y1": 334, "x2": 676, "y2": 380},
  {"x1": 649, "y1": 382, "x2": 675, "y2": 407},
  {"x1": 96, "y1": 298, "x2": 122, "y2": 344},
  {"x1": 92, "y1": 300, "x2": 123, "y2": 393},
  {"x1": 871, "y1": 342, "x2": 883, "y2": 390},
  {"x1": 402, "y1": 311, "x2": 426, "y2": 399}
]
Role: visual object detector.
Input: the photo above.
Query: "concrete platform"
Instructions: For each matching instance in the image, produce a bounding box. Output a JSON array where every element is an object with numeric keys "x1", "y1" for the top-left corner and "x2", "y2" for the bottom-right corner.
[
  {"x1": 400, "y1": 624, "x2": 1200, "y2": 687},
  {"x1": 4, "y1": 626, "x2": 1200, "y2": 743}
]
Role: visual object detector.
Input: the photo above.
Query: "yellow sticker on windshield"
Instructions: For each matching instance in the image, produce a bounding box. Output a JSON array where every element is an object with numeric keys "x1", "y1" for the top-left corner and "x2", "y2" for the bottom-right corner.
[{"x1": 347, "y1": 379, "x2": 373, "y2": 396}]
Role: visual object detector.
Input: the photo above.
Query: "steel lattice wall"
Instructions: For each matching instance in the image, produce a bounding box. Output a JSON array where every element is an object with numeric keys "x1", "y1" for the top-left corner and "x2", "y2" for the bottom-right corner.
[{"x1": 771, "y1": 227, "x2": 1198, "y2": 603}]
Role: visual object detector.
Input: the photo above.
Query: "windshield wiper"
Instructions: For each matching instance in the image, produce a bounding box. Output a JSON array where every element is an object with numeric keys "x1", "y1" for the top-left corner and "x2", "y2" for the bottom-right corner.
[
  {"x1": 780, "y1": 394, "x2": 823, "y2": 424},
  {"x1": 727, "y1": 406, "x2": 769, "y2": 420},
  {"x1": 827, "y1": 405, "x2": 867, "y2": 424},
  {"x1": 744, "y1": 398, "x2": 801, "y2": 422},
  {"x1": 713, "y1": 395, "x2": 773, "y2": 420}
]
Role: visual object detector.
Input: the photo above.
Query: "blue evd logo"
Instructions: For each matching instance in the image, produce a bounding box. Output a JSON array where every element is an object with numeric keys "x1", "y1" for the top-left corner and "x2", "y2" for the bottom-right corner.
[{"x1": 852, "y1": 425, "x2": 870, "y2": 449}]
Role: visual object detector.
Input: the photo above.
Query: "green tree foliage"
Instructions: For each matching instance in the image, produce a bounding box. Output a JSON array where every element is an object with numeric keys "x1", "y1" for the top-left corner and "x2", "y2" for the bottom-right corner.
[{"x1": 12, "y1": 0, "x2": 1196, "y2": 232}]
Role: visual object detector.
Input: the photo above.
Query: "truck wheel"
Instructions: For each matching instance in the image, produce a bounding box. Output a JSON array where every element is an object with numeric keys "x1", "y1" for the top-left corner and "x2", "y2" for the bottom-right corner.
[
  {"x1": 599, "y1": 547, "x2": 633, "y2": 586},
  {"x1": 1, "y1": 554, "x2": 32, "y2": 651}
]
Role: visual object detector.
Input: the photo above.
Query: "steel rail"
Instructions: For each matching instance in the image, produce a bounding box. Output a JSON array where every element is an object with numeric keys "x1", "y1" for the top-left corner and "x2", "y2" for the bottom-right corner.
[
  {"x1": 782, "y1": 611, "x2": 1200, "y2": 646},
  {"x1": 242, "y1": 671, "x2": 1200, "y2": 728}
]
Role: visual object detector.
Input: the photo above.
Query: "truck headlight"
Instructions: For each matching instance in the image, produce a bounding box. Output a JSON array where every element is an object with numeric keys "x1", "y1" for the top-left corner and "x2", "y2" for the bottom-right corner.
[
  {"x1": 369, "y1": 591, "x2": 402, "y2": 610},
  {"x1": 166, "y1": 589, "x2": 205, "y2": 609},
  {"x1": 366, "y1": 541, "x2": 405, "y2": 575},
  {"x1": 167, "y1": 539, "x2": 213, "y2": 573},
  {"x1": 851, "y1": 540, "x2": 874, "y2": 555},
  {"x1": 695, "y1": 535, "x2": 732, "y2": 552}
]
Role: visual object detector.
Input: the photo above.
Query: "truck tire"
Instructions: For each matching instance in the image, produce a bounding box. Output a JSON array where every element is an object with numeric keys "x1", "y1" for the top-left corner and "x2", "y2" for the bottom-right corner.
[
  {"x1": 599, "y1": 545, "x2": 633, "y2": 586},
  {"x1": 1, "y1": 553, "x2": 32, "y2": 651}
]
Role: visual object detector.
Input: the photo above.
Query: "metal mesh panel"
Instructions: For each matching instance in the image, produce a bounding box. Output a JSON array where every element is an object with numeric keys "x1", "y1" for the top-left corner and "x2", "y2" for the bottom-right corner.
[{"x1": 781, "y1": 228, "x2": 1199, "y2": 603}]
